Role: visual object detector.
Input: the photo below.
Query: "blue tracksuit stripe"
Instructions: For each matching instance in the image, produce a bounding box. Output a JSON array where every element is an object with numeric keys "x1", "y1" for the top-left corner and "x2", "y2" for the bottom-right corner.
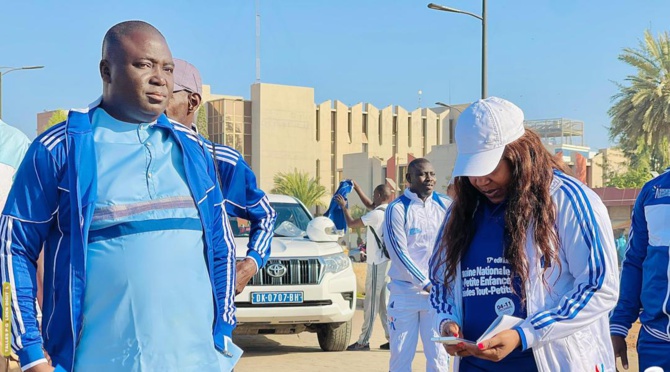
[
  {"x1": 531, "y1": 174, "x2": 606, "y2": 329},
  {"x1": 220, "y1": 214, "x2": 236, "y2": 325},
  {"x1": 253, "y1": 196, "x2": 275, "y2": 261},
  {"x1": 1, "y1": 216, "x2": 28, "y2": 351},
  {"x1": 429, "y1": 211, "x2": 452, "y2": 315},
  {"x1": 385, "y1": 200, "x2": 426, "y2": 283}
]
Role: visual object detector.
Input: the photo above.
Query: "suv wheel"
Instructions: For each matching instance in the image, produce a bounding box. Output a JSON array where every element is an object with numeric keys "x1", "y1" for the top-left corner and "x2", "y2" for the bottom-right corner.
[{"x1": 317, "y1": 320, "x2": 352, "y2": 351}]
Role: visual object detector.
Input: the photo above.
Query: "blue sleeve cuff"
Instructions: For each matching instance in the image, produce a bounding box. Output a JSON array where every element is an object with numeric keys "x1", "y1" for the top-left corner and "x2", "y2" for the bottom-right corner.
[
  {"x1": 221, "y1": 323, "x2": 234, "y2": 338},
  {"x1": 610, "y1": 324, "x2": 630, "y2": 338},
  {"x1": 16, "y1": 343, "x2": 46, "y2": 370},
  {"x1": 514, "y1": 326, "x2": 528, "y2": 351},
  {"x1": 245, "y1": 249, "x2": 263, "y2": 271}
]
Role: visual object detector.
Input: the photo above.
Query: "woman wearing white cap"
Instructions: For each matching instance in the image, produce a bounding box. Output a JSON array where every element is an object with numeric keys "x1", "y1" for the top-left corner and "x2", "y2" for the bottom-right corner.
[{"x1": 429, "y1": 97, "x2": 619, "y2": 371}]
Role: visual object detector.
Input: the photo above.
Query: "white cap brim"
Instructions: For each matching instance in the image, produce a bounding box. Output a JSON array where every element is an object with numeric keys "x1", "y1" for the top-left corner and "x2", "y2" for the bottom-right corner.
[{"x1": 452, "y1": 146, "x2": 505, "y2": 177}]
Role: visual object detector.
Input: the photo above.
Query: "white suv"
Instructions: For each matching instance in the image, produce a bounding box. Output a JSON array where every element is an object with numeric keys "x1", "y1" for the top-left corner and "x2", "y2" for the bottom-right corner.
[{"x1": 232, "y1": 194, "x2": 357, "y2": 351}]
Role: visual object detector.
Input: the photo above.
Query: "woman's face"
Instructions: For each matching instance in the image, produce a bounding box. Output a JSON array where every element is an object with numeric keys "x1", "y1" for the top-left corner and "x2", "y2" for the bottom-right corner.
[{"x1": 467, "y1": 157, "x2": 513, "y2": 204}]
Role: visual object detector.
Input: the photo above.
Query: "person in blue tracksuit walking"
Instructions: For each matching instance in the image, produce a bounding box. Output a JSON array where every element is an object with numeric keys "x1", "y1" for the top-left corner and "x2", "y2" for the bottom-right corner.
[
  {"x1": 166, "y1": 58, "x2": 276, "y2": 294},
  {"x1": 611, "y1": 168, "x2": 670, "y2": 371},
  {"x1": 1, "y1": 21, "x2": 236, "y2": 372}
]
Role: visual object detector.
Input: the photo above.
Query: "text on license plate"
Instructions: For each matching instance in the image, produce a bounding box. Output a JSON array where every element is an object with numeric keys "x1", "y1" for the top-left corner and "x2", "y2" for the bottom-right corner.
[{"x1": 251, "y1": 292, "x2": 304, "y2": 304}]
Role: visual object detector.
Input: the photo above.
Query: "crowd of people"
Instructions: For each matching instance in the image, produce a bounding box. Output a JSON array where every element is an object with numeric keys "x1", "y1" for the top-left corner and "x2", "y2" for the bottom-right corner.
[{"x1": 0, "y1": 19, "x2": 668, "y2": 372}]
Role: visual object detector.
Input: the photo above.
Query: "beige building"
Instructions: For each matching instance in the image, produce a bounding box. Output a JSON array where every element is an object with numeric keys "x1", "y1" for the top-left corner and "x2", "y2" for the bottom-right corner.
[
  {"x1": 35, "y1": 82, "x2": 628, "y2": 213},
  {"x1": 203, "y1": 82, "x2": 463, "y2": 209},
  {"x1": 199, "y1": 83, "x2": 629, "y2": 211}
]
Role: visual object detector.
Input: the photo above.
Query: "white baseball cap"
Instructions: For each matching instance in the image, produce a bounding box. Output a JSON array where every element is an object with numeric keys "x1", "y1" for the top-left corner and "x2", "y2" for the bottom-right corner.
[{"x1": 452, "y1": 97, "x2": 525, "y2": 177}]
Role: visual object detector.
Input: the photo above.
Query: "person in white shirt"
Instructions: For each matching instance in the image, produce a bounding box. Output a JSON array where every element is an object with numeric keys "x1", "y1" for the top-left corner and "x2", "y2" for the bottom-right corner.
[
  {"x1": 383, "y1": 158, "x2": 451, "y2": 372},
  {"x1": 335, "y1": 182, "x2": 395, "y2": 351}
]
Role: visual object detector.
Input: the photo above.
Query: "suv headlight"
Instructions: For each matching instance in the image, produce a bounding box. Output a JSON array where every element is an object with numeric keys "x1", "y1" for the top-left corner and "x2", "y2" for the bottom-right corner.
[{"x1": 322, "y1": 253, "x2": 351, "y2": 274}]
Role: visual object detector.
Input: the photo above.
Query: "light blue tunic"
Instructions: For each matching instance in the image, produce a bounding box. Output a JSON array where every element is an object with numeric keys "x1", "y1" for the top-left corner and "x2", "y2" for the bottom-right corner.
[{"x1": 74, "y1": 108, "x2": 228, "y2": 371}]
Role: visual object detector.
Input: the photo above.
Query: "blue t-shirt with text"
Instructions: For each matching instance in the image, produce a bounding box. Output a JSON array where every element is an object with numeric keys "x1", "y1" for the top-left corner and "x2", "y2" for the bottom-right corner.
[{"x1": 460, "y1": 199, "x2": 537, "y2": 371}]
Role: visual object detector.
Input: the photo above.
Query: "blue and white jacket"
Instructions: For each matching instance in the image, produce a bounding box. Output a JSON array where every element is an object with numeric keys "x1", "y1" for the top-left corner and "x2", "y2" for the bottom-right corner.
[
  {"x1": 188, "y1": 123, "x2": 276, "y2": 270},
  {"x1": 384, "y1": 189, "x2": 451, "y2": 294},
  {"x1": 611, "y1": 168, "x2": 670, "y2": 342},
  {"x1": 430, "y1": 171, "x2": 619, "y2": 372},
  {"x1": 0, "y1": 103, "x2": 236, "y2": 372}
]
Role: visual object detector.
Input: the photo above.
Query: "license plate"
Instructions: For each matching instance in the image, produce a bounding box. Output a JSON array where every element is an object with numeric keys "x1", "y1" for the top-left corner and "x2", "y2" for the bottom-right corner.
[{"x1": 251, "y1": 291, "x2": 304, "y2": 304}]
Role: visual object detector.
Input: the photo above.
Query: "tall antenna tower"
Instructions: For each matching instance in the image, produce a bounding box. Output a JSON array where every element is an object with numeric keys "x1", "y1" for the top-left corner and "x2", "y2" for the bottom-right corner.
[{"x1": 255, "y1": 0, "x2": 261, "y2": 82}]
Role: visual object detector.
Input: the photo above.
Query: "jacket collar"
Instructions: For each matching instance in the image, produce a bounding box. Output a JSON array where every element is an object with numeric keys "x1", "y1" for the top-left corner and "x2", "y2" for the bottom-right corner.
[
  {"x1": 403, "y1": 188, "x2": 434, "y2": 204},
  {"x1": 66, "y1": 97, "x2": 172, "y2": 133}
]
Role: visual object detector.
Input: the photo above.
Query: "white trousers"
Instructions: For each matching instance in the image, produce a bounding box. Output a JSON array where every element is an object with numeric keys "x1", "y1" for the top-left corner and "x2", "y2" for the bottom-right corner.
[
  {"x1": 356, "y1": 260, "x2": 390, "y2": 345},
  {"x1": 387, "y1": 291, "x2": 449, "y2": 372}
]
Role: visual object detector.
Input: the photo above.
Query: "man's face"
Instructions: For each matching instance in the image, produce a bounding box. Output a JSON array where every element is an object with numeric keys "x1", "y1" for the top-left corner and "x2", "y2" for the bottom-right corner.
[
  {"x1": 407, "y1": 162, "x2": 436, "y2": 197},
  {"x1": 166, "y1": 90, "x2": 190, "y2": 125},
  {"x1": 104, "y1": 30, "x2": 174, "y2": 123},
  {"x1": 372, "y1": 191, "x2": 383, "y2": 207}
]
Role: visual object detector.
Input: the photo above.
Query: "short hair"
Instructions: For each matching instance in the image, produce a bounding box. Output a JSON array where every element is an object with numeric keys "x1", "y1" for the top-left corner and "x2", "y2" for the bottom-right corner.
[
  {"x1": 407, "y1": 158, "x2": 431, "y2": 174},
  {"x1": 374, "y1": 184, "x2": 394, "y2": 199},
  {"x1": 102, "y1": 20, "x2": 164, "y2": 58}
]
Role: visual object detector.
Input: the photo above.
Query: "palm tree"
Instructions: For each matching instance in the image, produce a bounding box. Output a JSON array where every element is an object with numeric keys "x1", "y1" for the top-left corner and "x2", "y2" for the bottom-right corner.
[
  {"x1": 609, "y1": 30, "x2": 670, "y2": 171},
  {"x1": 272, "y1": 169, "x2": 327, "y2": 209}
]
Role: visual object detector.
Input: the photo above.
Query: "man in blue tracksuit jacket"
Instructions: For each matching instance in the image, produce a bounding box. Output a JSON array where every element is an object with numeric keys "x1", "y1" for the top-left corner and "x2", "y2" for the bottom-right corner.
[
  {"x1": 611, "y1": 168, "x2": 670, "y2": 371},
  {"x1": 0, "y1": 21, "x2": 235, "y2": 372},
  {"x1": 165, "y1": 58, "x2": 276, "y2": 294}
]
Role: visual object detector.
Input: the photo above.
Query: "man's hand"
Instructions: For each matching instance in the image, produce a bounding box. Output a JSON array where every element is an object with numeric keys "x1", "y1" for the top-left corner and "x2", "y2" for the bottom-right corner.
[
  {"x1": 235, "y1": 258, "x2": 257, "y2": 295},
  {"x1": 334, "y1": 195, "x2": 347, "y2": 208},
  {"x1": 459, "y1": 329, "x2": 521, "y2": 362},
  {"x1": 612, "y1": 335, "x2": 629, "y2": 370},
  {"x1": 25, "y1": 362, "x2": 54, "y2": 372}
]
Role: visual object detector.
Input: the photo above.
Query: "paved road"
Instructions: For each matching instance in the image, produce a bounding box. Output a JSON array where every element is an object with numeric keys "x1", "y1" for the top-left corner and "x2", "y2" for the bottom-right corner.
[
  {"x1": 234, "y1": 300, "x2": 429, "y2": 372},
  {"x1": 233, "y1": 301, "x2": 641, "y2": 372}
]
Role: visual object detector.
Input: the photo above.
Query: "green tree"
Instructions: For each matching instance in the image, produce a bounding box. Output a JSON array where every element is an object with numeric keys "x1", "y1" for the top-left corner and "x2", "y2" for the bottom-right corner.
[
  {"x1": 609, "y1": 30, "x2": 670, "y2": 172},
  {"x1": 272, "y1": 169, "x2": 327, "y2": 209},
  {"x1": 606, "y1": 165, "x2": 654, "y2": 188},
  {"x1": 44, "y1": 109, "x2": 68, "y2": 132},
  {"x1": 196, "y1": 105, "x2": 209, "y2": 139},
  {"x1": 349, "y1": 205, "x2": 368, "y2": 240}
]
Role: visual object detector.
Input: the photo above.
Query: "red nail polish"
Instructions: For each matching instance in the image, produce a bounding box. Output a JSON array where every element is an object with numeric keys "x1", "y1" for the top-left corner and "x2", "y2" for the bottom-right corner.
[
  {"x1": 453, "y1": 333, "x2": 459, "y2": 337},
  {"x1": 477, "y1": 343, "x2": 484, "y2": 350}
]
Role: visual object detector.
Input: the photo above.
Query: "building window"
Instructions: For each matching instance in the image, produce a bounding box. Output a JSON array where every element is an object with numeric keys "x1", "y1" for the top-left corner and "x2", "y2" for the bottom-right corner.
[
  {"x1": 316, "y1": 159, "x2": 321, "y2": 182},
  {"x1": 378, "y1": 115, "x2": 383, "y2": 146},
  {"x1": 347, "y1": 111, "x2": 352, "y2": 143},
  {"x1": 316, "y1": 108, "x2": 320, "y2": 142},
  {"x1": 408, "y1": 117, "x2": 413, "y2": 148},
  {"x1": 422, "y1": 118, "x2": 427, "y2": 156},
  {"x1": 392, "y1": 116, "x2": 398, "y2": 155},
  {"x1": 331, "y1": 111, "x2": 337, "y2": 193},
  {"x1": 449, "y1": 119, "x2": 455, "y2": 144},
  {"x1": 381, "y1": 167, "x2": 387, "y2": 182},
  {"x1": 362, "y1": 113, "x2": 368, "y2": 136}
]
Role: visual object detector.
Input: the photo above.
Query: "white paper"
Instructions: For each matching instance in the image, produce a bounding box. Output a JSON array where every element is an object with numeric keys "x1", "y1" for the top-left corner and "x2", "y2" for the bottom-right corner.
[
  {"x1": 476, "y1": 314, "x2": 524, "y2": 344},
  {"x1": 220, "y1": 337, "x2": 244, "y2": 371}
]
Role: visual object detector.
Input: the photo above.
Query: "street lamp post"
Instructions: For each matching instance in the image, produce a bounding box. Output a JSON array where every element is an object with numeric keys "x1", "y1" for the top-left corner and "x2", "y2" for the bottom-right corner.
[
  {"x1": 0, "y1": 65, "x2": 45, "y2": 120},
  {"x1": 435, "y1": 101, "x2": 464, "y2": 113},
  {"x1": 428, "y1": 1, "x2": 487, "y2": 99}
]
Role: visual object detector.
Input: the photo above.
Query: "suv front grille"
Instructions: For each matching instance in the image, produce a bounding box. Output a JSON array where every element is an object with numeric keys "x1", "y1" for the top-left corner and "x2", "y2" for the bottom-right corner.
[{"x1": 250, "y1": 258, "x2": 322, "y2": 286}]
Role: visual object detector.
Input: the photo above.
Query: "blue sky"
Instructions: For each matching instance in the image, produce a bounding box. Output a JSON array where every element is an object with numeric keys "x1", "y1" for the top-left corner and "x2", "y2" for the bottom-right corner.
[{"x1": 1, "y1": 0, "x2": 668, "y2": 150}]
